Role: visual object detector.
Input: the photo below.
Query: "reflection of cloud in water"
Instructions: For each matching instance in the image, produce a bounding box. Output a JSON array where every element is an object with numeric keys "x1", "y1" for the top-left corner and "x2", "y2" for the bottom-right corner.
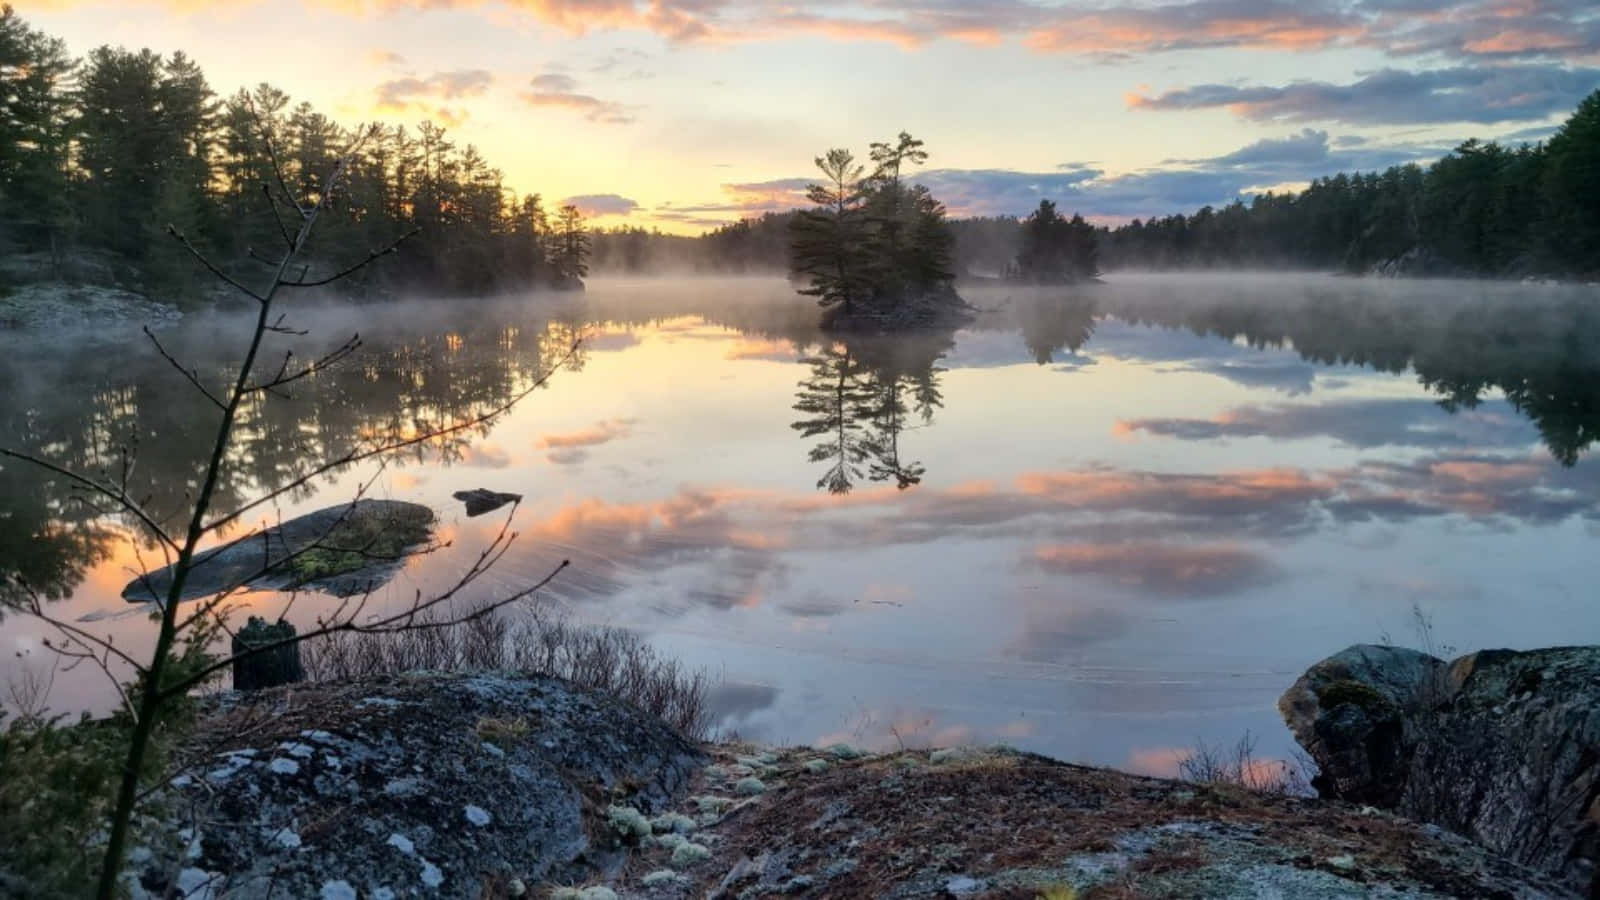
[
  {"x1": 1029, "y1": 542, "x2": 1278, "y2": 597},
  {"x1": 535, "y1": 418, "x2": 636, "y2": 465},
  {"x1": 1174, "y1": 359, "x2": 1317, "y2": 395},
  {"x1": 705, "y1": 680, "x2": 780, "y2": 726},
  {"x1": 546, "y1": 448, "x2": 589, "y2": 466},
  {"x1": 780, "y1": 591, "x2": 850, "y2": 618},
  {"x1": 582, "y1": 331, "x2": 642, "y2": 352},
  {"x1": 459, "y1": 441, "x2": 512, "y2": 468},
  {"x1": 488, "y1": 452, "x2": 1600, "y2": 614},
  {"x1": 1009, "y1": 606, "x2": 1132, "y2": 663},
  {"x1": 1117, "y1": 398, "x2": 1535, "y2": 450},
  {"x1": 725, "y1": 337, "x2": 801, "y2": 363}
]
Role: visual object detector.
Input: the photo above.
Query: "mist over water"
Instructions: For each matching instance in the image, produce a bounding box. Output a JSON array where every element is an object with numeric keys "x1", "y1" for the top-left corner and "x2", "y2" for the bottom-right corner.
[{"x1": 3, "y1": 272, "x2": 1598, "y2": 775}]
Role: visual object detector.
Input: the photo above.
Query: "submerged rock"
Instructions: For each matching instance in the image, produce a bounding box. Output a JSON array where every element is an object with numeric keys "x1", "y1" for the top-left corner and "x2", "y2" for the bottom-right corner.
[
  {"x1": 1282, "y1": 644, "x2": 1600, "y2": 896},
  {"x1": 135, "y1": 673, "x2": 703, "y2": 898},
  {"x1": 452, "y1": 488, "x2": 523, "y2": 517},
  {"x1": 121, "y1": 499, "x2": 433, "y2": 603}
]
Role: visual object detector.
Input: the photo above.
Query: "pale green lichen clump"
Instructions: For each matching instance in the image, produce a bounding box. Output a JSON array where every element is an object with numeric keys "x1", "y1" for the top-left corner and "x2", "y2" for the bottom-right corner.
[
  {"x1": 651, "y1": 812, "x2": 697, "y2": 834},
  {"x1": 549, "y1": 888, "x2": 618, "y2": 900},
  {"x1": 734, "y1": 776, "x2": 767, "y2": 795},
  {"x1": 606, "y1": 805, "x2": 651, "y2": 839},
  {"x1": 642, "y1": 869, "x2": 685, "y2": 887}
]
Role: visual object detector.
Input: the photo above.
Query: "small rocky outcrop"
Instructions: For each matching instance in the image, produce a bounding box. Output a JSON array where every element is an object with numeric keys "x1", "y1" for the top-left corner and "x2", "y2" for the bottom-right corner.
[
  {"x1": 591, "y1": 745, "x2": 1568, "y2": 898},
  {"x1": 1281, "y1": 644, "x2": 1600, "y2": 896},
  {"x1": 453, "y1": 489, "x2": 523, "y2": 518},
  {"x1": 130, "y1": 673, "x2": 703, "y2": 899},
  {"x1": 121, "y1": 499, "x2": 434, "y2": 603}
]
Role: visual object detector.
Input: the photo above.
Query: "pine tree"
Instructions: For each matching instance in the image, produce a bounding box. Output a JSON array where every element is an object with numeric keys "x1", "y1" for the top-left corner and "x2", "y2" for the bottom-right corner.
[{"x1": 790, "y1": 148, "x2": 869, "y2": 316}]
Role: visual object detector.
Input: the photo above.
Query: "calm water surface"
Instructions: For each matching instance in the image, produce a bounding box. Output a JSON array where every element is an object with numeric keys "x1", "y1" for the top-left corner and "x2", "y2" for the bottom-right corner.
[{"x1": 3, "y1": 273, "x2": 1597, "y2": 777}]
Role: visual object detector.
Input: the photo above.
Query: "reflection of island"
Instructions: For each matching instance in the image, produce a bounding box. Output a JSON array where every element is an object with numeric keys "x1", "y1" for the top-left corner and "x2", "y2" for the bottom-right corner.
[{"x1": 791, "y1": 334, "x2": 949, "y2": 494}]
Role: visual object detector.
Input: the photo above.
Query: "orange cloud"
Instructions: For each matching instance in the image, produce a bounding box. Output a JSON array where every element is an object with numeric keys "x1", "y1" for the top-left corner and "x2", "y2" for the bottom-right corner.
[
  {"x1": 535, "y1": 418, "x2": 635, "y2": 450},
  {"x1": 1031, "y1": 541, "x2": 1276, "y2": 596}
]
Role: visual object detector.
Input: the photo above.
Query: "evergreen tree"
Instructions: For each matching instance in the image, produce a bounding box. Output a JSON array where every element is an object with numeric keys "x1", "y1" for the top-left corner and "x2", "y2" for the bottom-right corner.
[
  {"x1": 552, "y1": 204, "x2": 590, "y2": 284},
  {"x1": 0, "y1": 5, "x2": 75, "y2": 270},
  {"x1": 1542, "y1": 90, "x2": 1600, "y2": 275},
  {"x1": 790, "y1": 148, "x2": 869, "y2": 316}
]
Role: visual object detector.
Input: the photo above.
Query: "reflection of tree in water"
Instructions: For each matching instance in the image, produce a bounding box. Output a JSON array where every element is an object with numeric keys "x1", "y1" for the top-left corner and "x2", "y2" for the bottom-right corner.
[
  {"x1": 791, "y1": 333, "x2": 950, "y2": 493},
  {"x1": 0, "y1": 312, "x2": 575, "y2": 614},
  {"x1": 1016, "y1": 293, "x2": 1097, "y2": 365},
  {"x1": 1100, "y1": 288, "x2": 1600, "y2": 467}
]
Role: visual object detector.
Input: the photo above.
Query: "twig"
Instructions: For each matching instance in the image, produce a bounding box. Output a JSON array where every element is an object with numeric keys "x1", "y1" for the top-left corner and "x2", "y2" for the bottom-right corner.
[
  {"x1": 144, "y1": 326, "x2": 226, "y2": 411},
  {"x1": 280, "y1": 228, "x2": 422, "y2": 288}
]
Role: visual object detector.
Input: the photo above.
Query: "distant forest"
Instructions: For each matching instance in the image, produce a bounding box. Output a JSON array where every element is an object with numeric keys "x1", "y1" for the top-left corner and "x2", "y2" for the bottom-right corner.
[
  {"x1": 4, "y1": 4, "x2": 1597, "y2": 305},
  {"x1": 597, "y1": 90, "x2": 1600, "y2": 282},
  {"x1": 0, "y1": 5, "x2": 588, "y2": 303}
]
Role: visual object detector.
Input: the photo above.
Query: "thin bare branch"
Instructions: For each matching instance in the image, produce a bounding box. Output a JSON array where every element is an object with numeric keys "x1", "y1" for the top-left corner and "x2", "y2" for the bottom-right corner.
[
  {"x1": 166, "y1": 226, "x2": 267, "y2": 303},
  {"x1": 259, "y1": 183, "x2": 296, "y2": 250},
  {"x1": 144, "y1": 327, "x2": 226, "y2": 411},
  {"x1": 280, "y1": 228, "x2": 422, "y2": 288},
  {"x1": 245, "y1": 335, "x2": 361, "y2": 396},
  {"x1": 0, "y1": 448, "x2": 179, "y2": 551}
]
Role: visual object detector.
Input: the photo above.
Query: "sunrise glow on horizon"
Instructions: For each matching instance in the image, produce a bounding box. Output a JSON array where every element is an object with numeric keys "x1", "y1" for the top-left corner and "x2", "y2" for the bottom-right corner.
[{"x1": 17, "y1": 0, "x2": 1600, "y2": 232}]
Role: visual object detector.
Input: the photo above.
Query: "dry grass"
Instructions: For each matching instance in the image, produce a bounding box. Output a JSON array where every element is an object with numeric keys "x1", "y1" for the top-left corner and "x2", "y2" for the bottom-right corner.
[
  {"x1": 1177, "y1": 731, "x2": 1314, "y2": 797},
  {"x1": 300, "y1": 606, "x2": 712, "y2": 738}
]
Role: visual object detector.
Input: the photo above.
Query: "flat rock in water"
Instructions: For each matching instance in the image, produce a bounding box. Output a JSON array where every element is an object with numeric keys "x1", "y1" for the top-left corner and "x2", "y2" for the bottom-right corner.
[
  {"x1": 452, "y1": 488, "x2": 522, "y2": 517},
  {"x1": 121, "y1": 499, "x2": 434, "y2": 603}
]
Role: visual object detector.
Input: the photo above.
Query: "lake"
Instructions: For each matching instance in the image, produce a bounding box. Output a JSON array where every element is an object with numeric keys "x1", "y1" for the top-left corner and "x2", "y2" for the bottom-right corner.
[{"x1": 2, "y1": 272, "x2": 1597, "y2": 779}]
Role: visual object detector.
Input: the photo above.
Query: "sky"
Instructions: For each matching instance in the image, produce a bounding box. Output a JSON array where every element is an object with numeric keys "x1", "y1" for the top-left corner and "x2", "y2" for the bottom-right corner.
[{"x1": 19, "y1": 0, "x2": 1600, "y2": 232}]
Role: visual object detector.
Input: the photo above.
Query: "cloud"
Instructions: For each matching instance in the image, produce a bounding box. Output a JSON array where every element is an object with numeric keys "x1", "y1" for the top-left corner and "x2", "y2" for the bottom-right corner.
[
  {"x1": 373, "y1": 68, "x2": 493, "y2": 125},
  {"x1": 536, "y1": 418, "x2": 635, "y2": 454},
  {"x1": 519, "y1": 72, "x2": 635, "y2": 123},
  {"x1": 704, "y1": 680, "x2": 780, "y2": 725},
  {"x1": 537, "y1": 417, "x2": 635, "y2": 463},
  {"x1": 1117, "y1": 398, "x2": 1538, "y2": 450},
  {"x1": 1128, "y1": 64, "x2": 1600, "y2": 125},
  {"x1": 1008, "y1": 605, "x2": 1133, "y2": 662},
  {"x1": 375, "y1": 69, "x2": 493, "y2": 106},
  {"x1": 308, "y1": 0, "x2": 1598, "y2": 63},
  {"x1": 559, "y1": 194, "x2": 640, "y2": 218},
  {"x1": 670, "y1": 128, "x2": 1445, "y2": 224},
  {"x1": 366, "y1": 49, "x2": 406, "y2": 67},
  {"x1": 37, "y1": 0, "x2": 1600, "y2": 64},
  {"x1": 529, "y1": 72, "x2": 579, "y2": 92},
  {"x1": 1028, "y1": 542, "x2": 1279, "y2": 597}
]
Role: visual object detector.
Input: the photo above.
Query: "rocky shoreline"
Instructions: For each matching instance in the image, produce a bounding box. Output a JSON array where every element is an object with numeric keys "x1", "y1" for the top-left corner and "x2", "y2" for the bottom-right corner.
[{"x1": 119, "y1": 646, "x2": 1598, "y2": 899}]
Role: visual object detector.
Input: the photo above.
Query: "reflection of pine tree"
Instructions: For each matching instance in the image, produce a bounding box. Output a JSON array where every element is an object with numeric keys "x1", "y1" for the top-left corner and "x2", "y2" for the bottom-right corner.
[
  {"x1": 859, "y1": 370, "x2": 925, "y2": 490},
  {"x1": 791, "y1": 346, "x2": 875, "y2": 494},
  {"x1": 792, "y1": 334, "x2": 951, "y2": 493},
  {"x1": 1018, "y1": 293, "x2": 1097, "y2": 365}
]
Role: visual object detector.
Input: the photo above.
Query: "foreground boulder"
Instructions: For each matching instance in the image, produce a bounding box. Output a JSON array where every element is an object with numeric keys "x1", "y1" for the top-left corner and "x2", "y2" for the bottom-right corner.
[
  {"x1": 128, "y1": 673, "x2": 1572, "y2": 899},
  {"x1": 1281, "y1": 644, "x2": 1600, "y2": 896},
  {"x1": 130, "y1": 673, "x2": 703, "y2": 899}
]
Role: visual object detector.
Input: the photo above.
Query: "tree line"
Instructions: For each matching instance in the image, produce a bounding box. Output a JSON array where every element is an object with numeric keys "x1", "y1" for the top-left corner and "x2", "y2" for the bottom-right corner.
[
  {"x1": 1099, "y1": 92, "x2": 1599, "y2": 278},
  {"x1": 0, "y1": 5, "x2": 590, "y2": 303},
  {"x1": 591, "y1": 91, "x2": 1600, "y2": 283}
]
